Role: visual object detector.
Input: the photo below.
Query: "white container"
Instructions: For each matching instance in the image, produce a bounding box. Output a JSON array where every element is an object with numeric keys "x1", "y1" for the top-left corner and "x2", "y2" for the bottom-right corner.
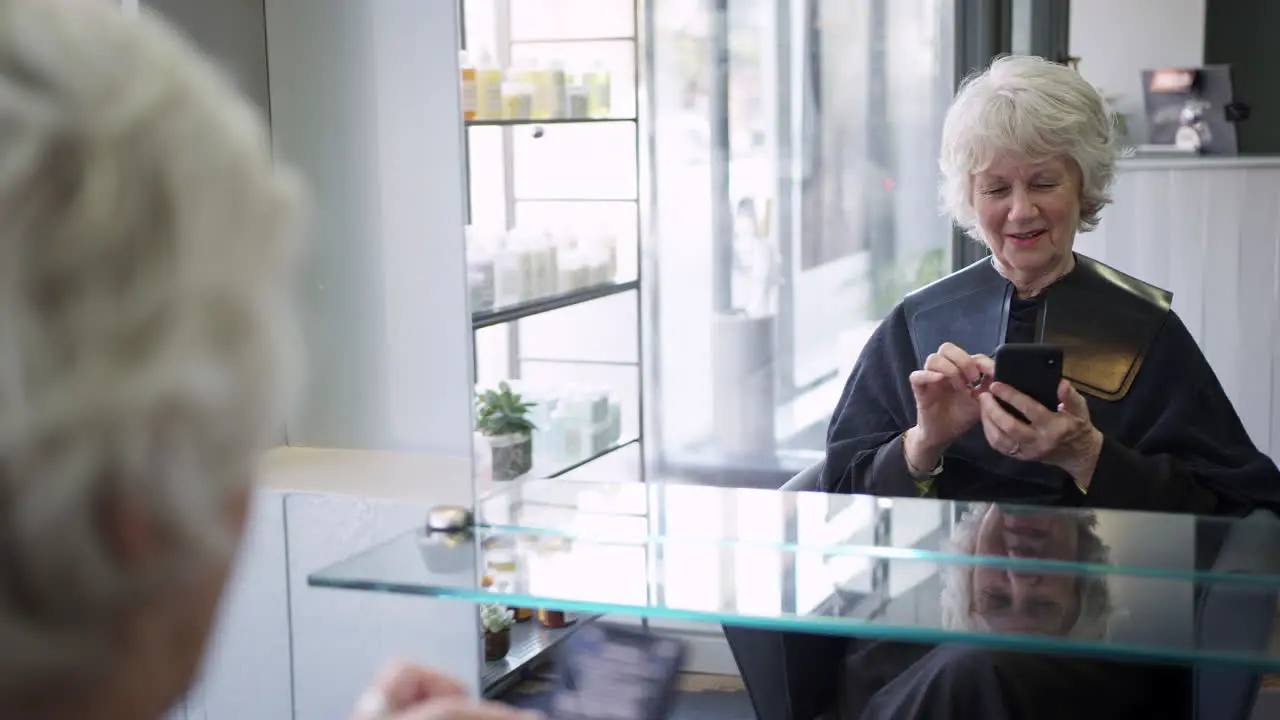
[
  {"x1": 546, "y1": 60, "x2": 568, "y2": 119},
  {"x1": 711, "y1": 312, "x2": 777, "y2": 457},
  {"x1": 474, "y1": 49, "x2": 504, "y2": 120},
  {"x1": 567, "y1": 84, "x2": 590, "y2": 119}
]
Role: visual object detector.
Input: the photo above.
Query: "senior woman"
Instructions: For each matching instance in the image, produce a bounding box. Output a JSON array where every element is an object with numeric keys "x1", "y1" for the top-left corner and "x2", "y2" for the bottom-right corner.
[
  {"x1": 824, "y1": 55, "x2": 1280, "y2": 513},
  {"x1": 738, "y1": 55, "x2": 1280, "y2": 720},
  {"x1": 0, "y1": 2, "x2": 533, "y2": 720}
]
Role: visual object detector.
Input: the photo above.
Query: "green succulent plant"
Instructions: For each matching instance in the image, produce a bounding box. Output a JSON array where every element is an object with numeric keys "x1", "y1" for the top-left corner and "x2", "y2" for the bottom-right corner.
[
  {"x1": 475, "y1": 381, "x2": 537, "y2": 437},
  {"x1": 480, "y1": 603, "x2": 515, "y2": 634}
]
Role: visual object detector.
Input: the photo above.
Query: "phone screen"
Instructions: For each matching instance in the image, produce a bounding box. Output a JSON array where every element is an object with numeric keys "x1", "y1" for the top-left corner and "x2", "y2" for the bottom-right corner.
[{"x1": 549, "y1": 623, "x2": 687, "y2": 720}]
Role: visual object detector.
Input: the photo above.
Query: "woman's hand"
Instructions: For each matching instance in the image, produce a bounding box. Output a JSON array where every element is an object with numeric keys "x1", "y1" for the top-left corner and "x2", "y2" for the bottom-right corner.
[
  {"x1": 906, "y1": 343, "x2": 994, "y2": 470},
  {"x1": 978, "y1": 378, "x2": 1104, "y2": 489},
  {"x1": 352, "y1": 660, "x2": 543, "y2": 720}
]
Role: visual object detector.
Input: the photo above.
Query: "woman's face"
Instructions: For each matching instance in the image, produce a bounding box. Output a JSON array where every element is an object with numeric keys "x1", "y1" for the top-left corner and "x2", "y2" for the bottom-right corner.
[{"x1": 972, "y1": 154, "x2": 1082, "y2": 284}]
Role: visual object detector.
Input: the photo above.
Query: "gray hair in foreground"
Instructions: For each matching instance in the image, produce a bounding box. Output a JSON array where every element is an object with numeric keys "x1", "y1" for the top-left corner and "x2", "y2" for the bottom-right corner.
[
  {"x1": 939, "y1": 54, "x2": 1118, "y2": 238},
  {"x1": 0, "y1": 0, "x2": 303, "y2": 690},
  {"x1": 939, "y1": 503, "x2": 1114, "y2": 640}
]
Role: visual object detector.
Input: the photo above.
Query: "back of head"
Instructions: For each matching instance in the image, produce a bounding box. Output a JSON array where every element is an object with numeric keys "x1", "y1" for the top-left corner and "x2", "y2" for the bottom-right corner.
[
  {"x1": 939, "y1": 54, "x2": 1117, "y2": 235},
  {"x1": 0, "y1": 0, "x2": 302, "y2": 704}
]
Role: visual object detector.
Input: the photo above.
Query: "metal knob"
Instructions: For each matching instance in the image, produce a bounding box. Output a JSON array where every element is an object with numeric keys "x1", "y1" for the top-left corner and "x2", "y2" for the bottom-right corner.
[{"x1": 426, "y1": 505, "x2": 474, "y2": 533}]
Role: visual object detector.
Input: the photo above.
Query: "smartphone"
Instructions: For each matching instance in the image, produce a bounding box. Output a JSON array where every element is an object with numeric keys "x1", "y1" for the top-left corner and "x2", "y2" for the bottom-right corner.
[
  {"x1": 549, "y1": 622, "x2": 687, "y2": 720},
  {"x1": 993, "y1": 343, "x2": 1063, "y2": 423}
]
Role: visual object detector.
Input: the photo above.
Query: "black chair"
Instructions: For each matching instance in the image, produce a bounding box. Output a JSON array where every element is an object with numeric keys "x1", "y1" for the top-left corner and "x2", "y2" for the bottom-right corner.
[{"x1": 721, "y1": 460, "x2": 1280, "y2": 720}]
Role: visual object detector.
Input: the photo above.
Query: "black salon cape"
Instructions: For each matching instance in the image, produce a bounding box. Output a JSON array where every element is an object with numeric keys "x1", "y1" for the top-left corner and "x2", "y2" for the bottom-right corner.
[
  {"x1": 821, "y1": 296, "x2": 1280, "y2": 515},
  {"x1": 817, "y1": 269, "x2": 1280, "y2": 720}
]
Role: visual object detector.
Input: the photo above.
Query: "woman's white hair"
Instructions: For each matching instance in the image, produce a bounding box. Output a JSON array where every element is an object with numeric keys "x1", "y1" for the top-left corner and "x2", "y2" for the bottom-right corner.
[
  {"x1": 0, "y1": 0, "x2": 303, "y2": 691},
  {"x1": 940, "y1": 503, "x2": 1113, "y2": 640},
  {"x1": 940, "y1": 55, "x2": 1117, "y2": 238}
]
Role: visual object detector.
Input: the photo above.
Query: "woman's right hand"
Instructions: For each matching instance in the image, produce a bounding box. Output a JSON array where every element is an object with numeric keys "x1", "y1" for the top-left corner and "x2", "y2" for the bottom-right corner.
[
  {"x1": 353, "y1": 660, "x2": 543, "y2": 720},
  {"x1": 905, "y1": 343, "x2": 993, "y2": 470}
]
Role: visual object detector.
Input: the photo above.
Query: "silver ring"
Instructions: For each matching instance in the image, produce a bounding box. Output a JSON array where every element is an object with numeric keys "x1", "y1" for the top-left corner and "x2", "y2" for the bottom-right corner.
[
  {"x1": 1008, "y1": 442, "x2": 1021, "y2": 457},
  {"x1": 354, "y1": 689, "x2": 390, "y2": 720}
]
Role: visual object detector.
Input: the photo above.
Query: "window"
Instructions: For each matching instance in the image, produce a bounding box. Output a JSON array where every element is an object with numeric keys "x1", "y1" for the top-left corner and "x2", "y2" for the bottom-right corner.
[{"x1": 648, "y1": 0, "x2": 955, "y2": 473}]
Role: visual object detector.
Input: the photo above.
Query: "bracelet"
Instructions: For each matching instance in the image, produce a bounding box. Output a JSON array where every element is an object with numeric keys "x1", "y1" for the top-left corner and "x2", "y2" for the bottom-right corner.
[
  {"x1": 902, "y1": 429, "x2": 943, "y2": 498},
  {"x1": 902, "y1": 428, "x2": 944, "y2": 479}
]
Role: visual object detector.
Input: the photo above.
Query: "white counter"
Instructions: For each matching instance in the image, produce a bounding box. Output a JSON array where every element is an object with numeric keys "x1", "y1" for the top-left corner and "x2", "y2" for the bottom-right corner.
[
  {"x1": 1119, "y1": 154, "x2": 1280, "y2": 171},
  {"x1": 1074, "y1": 157, "x2": 1280, "y2": 456}
]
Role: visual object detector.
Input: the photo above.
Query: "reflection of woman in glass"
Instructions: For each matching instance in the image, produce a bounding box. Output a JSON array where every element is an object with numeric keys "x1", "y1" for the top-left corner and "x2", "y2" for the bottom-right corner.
[
  {"x1": 826, "y1": 504, "x2": 1158, "y2": 719},
  {"x1": 941, "y1": 503, "x2": 1111, "y2": 639}
]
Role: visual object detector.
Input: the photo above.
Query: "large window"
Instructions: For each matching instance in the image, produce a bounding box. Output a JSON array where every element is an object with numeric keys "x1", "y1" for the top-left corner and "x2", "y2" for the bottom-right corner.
[{"x1": 648, "y1": 0, "x2": 955, "y2": 475}]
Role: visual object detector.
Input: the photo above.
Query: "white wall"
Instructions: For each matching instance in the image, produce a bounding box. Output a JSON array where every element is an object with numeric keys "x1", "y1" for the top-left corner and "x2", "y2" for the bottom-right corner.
[
  {"x1": 1074, "y1": 158, "x2": 1280, "y2": 458},
  {"x1": 1069, "y1": 0, "x2": 1206, "y2": 144}
]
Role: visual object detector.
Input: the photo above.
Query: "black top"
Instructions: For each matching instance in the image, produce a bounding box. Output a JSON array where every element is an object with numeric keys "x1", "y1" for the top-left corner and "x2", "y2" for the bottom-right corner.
[{"x1": 1005, "y1": 296, "x2": 1042, "y2": 345}]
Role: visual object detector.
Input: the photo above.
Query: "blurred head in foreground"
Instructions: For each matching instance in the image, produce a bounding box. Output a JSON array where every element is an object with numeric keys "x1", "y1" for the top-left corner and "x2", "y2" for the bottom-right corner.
[{"x1": 0, "y1": 0, "x2": 302, "y2": 716}]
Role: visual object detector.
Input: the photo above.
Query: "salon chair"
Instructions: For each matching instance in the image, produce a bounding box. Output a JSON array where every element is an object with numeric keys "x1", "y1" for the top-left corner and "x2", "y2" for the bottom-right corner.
[{"x1": 721, "y1": 460, "x2": 1280, "y2": 720}]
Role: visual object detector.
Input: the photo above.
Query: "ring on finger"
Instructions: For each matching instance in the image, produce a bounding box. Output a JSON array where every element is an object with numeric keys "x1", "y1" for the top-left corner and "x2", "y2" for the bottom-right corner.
[{"x1": 1008, "y1": 442, "x2": 1021, "y2": 457}]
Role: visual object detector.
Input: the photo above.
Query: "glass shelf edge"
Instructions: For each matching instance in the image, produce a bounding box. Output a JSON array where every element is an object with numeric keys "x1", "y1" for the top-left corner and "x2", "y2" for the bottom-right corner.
[
  {"x1": 305, "y1": 574, "x2": 1280, "y2": 673},
  {"x1": 473, "y1": 523, "x2": 1280, "y2": 588}
]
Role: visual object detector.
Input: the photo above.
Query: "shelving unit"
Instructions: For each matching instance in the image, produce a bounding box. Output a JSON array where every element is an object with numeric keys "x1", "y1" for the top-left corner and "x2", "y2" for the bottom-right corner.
[
  {"x1": 460, "y1": 0, "x2": 644, "y2": 488},
  {"x1": 458, "y1": 0, "x2": 644, "y2": 691}
]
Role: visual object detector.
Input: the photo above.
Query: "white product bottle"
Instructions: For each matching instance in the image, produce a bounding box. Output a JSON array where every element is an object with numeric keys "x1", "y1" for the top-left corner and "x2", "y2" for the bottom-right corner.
[
  {"x1": 586, "y1": 61, "x2": 612, "y2": 118},
  {"x1": 491, "y1": 229, "x2": 524, "y2": 306},
  {"x1": 474, "y1": 49, "x2": 504, "y2": 120},
  {"x1": 546, "y1": 60, "x2": 568, "y2": 119}
]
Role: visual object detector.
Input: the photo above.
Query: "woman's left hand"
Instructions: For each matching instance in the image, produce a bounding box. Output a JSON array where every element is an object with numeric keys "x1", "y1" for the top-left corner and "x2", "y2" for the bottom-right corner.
[{"x1": 979, "y1": 379, "x2": 1104, "y2": 489}]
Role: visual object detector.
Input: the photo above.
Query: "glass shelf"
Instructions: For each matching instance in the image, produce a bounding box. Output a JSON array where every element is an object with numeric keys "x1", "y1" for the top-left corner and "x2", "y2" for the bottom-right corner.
[
  {"x1": 310, "y1": 480, "x2": 1280, "y2": 670},
  {"x1": 471, "y1": 279, "x2": 638, "y2": 329},
  {"x1": 477, "y1": 439, "x2": 639, "y2": 496}
]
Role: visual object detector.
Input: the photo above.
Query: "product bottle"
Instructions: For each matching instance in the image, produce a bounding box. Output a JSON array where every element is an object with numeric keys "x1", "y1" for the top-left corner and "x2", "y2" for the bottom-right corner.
[
  {"x1": 503, "y1": 60, "x2": 535, "y2": 120},
  {"x1": 459, "y1": 50, "x2": 477, "y2": 121},
  {"x1": 586, "y1": 61, "x2": 612, "y2": 118},
  {"x1": 529, "y1": 59, "x2": 554, "y2": 120},
  {"x1": 546, "y1": 60, "x2": 568, "y2": 119},
  {"x1": 474, "y1": 50, "x2": 504, "y2": 120},
  {"x1": 567, "y1": 80, "x2": 591, "y2": 119}
]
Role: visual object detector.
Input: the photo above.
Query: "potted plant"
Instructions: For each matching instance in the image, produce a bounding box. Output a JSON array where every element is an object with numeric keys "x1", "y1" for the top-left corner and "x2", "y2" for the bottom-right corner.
[
  {"x1": 475, "y1": 381, "x2": 537, "y2": 480},
  {"x1": 480, "y1": 603, "x2": 515, "y2": 661}
]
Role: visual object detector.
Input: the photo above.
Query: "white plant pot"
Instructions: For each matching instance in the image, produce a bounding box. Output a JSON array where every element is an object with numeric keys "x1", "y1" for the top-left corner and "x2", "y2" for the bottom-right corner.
[
  {"x1": 488, "y1": 432, "x2": 533, "y2": 481},
  {"x1": 711, "y1": 312, "x2": 777, "y2": 458}
]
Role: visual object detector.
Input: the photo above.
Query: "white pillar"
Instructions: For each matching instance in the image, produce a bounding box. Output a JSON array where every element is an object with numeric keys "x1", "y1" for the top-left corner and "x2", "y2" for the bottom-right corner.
[
  {"x1": 264, "y1": 0, "x2": 481, "y2": 705},
  {"x1": 266, "y1": 0, "x2": 475, "y2": 461}
]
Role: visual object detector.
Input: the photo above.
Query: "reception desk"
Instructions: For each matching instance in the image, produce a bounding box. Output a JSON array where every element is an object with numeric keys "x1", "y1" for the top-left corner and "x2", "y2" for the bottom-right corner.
[{"x1": 1073, "y1": 156, "x2": 1280, "y2": 457}]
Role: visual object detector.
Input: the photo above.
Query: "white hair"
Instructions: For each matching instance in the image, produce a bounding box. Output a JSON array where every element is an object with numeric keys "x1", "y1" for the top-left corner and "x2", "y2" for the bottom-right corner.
[
  {"x1": 940, "y1": 503, "x2": 1113, "y2": 640},
  {"x1": 0, "y1": 0, "x2": 303, "y2": 691},
  {"x1": 940, "y1": 54, "x2": 1117, "y2": 238}
]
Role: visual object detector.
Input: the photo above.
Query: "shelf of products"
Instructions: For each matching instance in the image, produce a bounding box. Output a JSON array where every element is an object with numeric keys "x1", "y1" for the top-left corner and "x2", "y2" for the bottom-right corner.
[
  {"x1": 474, "y1": 380, "x2": 635, "y2": 489},
  {"x1": 460, "y1": 50, "x2": 614, "y2": 122},
  {"x1": 459, "y1": 0, "x2": 643, "y2": 695},
  {"x1": 467, "y1": 224, "x2": 627, "y2": 324},
  {"x1": 481, "y1": 611, "x2": 600, "y2": 697},
  {"x1": 465, "y1": 117, "x2": 635, "y2": 128}
]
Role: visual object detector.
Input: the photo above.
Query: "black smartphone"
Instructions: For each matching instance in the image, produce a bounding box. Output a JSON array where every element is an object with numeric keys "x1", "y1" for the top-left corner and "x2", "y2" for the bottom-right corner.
[
  {"x1": 549, "y1": 622, "x2": 687, "y2": 720},
  {"x1": 993, "y1": 343, "x2": 1063, "y2": 423}
]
